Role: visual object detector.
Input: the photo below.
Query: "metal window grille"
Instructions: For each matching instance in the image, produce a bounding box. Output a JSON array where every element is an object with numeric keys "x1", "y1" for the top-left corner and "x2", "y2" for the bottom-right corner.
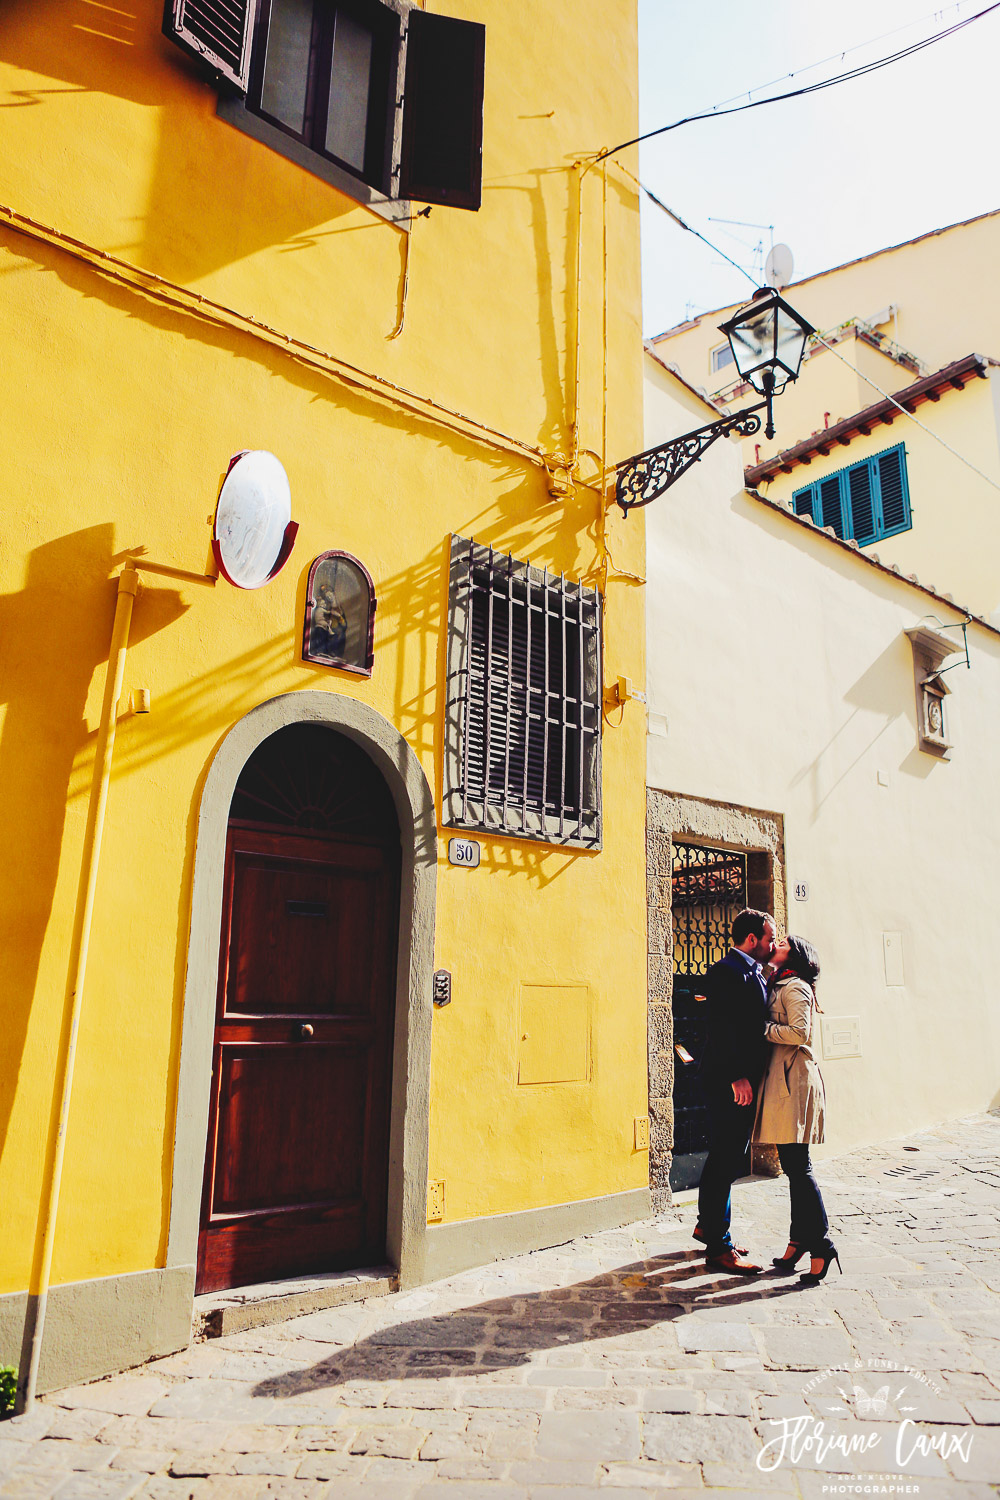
[
  {"x1": 671, "y1": 842, "x2": 747, "y2": 976},
  {"x1": 444, "y1": 535, "x2": 602, "y2": 847},
  {"x1": 669, "y1": 841, "x2": 748, "y2": 1174}
]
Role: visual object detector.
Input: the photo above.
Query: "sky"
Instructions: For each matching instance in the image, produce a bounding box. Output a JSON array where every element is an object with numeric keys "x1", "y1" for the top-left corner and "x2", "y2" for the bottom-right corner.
[{"x1": 637, "y1": 0, "x2": 1000, "y2": 337}]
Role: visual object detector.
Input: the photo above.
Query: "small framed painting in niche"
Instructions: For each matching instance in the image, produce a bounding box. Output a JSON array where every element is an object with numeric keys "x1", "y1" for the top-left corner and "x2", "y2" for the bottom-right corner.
[{"x1": 302, "y1": 552, "x2": 376, "y2": 675}]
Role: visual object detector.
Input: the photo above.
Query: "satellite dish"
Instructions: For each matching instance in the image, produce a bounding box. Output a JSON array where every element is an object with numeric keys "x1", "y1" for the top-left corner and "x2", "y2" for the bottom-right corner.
[
  {"x1": 212, "y1": 450, "x2": 298, "y2": 589},
  {"x1": 765, "y1": 243, "x2": 794, "y2": 289}
]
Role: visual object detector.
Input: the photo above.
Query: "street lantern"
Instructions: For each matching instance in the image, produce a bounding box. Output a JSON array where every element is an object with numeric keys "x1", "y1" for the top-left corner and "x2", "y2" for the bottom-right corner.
[
  {"x1": 616, "y1": 287, "x2": 815, "y2": 514},
  {"x1": 718, "y1": 286, "x2": 814, "y2": 434}
]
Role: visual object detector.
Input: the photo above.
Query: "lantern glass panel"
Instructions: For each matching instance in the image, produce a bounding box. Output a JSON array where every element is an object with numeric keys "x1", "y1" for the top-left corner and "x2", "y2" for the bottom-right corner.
[
  {"x1": 721, "y1": 289, "x2": 813, "y2": 395},
  {"x1": 727, "y1": 303, "x2": 775, "y2": 378},
  {"x1": 773, "y1": 304, "x2": 810, "y2": 387}
]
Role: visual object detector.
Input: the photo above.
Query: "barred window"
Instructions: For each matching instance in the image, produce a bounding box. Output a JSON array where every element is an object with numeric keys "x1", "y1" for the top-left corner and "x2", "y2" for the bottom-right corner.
[{"x1": 444, "y1": 536, "x2": 602, "y2": 848}]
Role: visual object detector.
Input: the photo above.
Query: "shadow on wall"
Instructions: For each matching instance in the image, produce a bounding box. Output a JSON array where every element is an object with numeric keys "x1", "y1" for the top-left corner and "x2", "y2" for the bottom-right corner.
[
  {"x1": 0, "y1": 0, "x2": 589, "y2": 451},
  {"x1": 5, "y1": 513, "x2": 589, "y2": 1258},
  {"x1": 737, "y1": 496, "x2": 963, "y2": 819},
  {"x1": 0, "y1": 527, "x2": 187, "y2": 1162},
  {"x1": 788, "y1": 636, "x2": 912, "y2": 824},
  {"x1": 484, "y1": 158, "x2": 637, "y2": 466},
  {"x1": 0, "y1": 0, "x2": 362, "y2": 280}
]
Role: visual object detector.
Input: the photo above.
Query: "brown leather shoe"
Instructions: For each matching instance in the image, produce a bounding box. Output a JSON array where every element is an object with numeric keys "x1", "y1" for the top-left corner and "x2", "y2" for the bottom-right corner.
[
  {"x1": 705, "y1": 1248, "x2": 763, "y2": 1275},
  {"x1": 693, "y1": 1225, "x2": 748, "y2": 1255}
]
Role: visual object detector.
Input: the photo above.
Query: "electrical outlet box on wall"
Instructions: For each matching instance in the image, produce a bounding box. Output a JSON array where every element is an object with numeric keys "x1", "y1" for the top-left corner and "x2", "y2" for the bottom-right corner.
[
  {"x1": 427, "y1": 1180, "x2": 445, "y2": 1221},
  {"x1": 820, "y1": 1017, "x2": 862, "y2": 1061}
]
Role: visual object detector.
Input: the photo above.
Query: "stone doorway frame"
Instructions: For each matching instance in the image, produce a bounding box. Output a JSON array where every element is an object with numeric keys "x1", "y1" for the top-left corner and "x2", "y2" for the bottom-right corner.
[
  {"x1": 646, "y1": 789, "x2": 786, "y2": 1211},
  {"x1": 167, "y1": 690, "x2": 437, "y2": 1295}
]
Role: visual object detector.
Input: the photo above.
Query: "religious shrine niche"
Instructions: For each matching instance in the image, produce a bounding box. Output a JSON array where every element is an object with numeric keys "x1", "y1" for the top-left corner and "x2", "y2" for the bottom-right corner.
[
  {"x1": 904, "y1": 621, "x2": 963, "y2": 759},
  {"x1": 302, "y1": 552, "x2": 376, "y2": 675},
  {"x1": 920, "y1": 675, "x2": 950, "y2": 752}
]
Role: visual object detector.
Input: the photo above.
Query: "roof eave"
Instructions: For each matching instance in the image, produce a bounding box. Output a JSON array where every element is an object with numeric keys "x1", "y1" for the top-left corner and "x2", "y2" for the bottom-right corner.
[{"x1": 745, "y1": 354, "x2": 994, "y2": 486}]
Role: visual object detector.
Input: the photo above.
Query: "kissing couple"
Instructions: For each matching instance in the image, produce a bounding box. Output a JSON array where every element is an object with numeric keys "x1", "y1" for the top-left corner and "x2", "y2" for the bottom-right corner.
[{"x1": 693, "y1": 907, "x2": 840, "y2": 1284}]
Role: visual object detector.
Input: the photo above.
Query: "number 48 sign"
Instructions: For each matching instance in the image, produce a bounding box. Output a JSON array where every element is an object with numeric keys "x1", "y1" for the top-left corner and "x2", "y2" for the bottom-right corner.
[{"x1": 448, "y1": 838, "x2": 481, "y2": 868}]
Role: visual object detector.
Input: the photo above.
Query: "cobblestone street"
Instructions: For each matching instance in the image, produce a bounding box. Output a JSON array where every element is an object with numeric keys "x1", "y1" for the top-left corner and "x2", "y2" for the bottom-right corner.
[{"x1": 4, "y1": 1114, "x2": 1000, "y2": 1499}]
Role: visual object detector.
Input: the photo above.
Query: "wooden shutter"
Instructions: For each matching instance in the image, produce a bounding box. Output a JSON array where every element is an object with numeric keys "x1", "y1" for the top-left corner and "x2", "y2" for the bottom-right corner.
[
  {"x1": 875, "y1": 446, "x2": 910, "y2": 534},
  {"x1": 793, "y1": 485, "x2": 815, "y2": 520},
  {"x1": 818, "y1": 475, "x2": 845, "y2": 537},
  {"x1": 847, "y1": 462, "x2": 876, "y2": 545},
  {"x1": 468, "y1": 571, "x2": 542, "y2": 811},
  {"x1": 162, "y1": 0, "x2": 254, "y2": 93},
  {"x1": 400, "y1": 10, "x2": 485, "y2": 210}
]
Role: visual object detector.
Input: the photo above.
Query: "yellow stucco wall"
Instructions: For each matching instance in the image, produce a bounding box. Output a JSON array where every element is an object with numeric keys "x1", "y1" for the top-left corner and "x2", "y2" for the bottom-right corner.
[{"x1": 0, "y1": 1, "x2": 646, "y2": 1294}]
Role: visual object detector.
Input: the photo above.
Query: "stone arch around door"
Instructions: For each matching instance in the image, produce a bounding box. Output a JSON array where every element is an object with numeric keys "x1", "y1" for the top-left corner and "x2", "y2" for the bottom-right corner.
[
  {"x1": 167, "y1": 691, "x2": 436, "y2": 1296},
  {"x1": 646, "y1": 789, "x2": 785, "y2": 1212}
]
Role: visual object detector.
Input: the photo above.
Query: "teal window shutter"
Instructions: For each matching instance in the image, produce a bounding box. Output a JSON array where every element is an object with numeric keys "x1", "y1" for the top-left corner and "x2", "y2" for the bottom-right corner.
[
  {"x1": 793, "y1": 484, "x2": 815, "y2": 519},
  {"x1": 874, "y1": 446, "x2": 911, "y2": 535},
  {"x1": 788, "y1": 443, "x2": 910, "y2": 547},
  {"x1": 819, "y1": 475, "x2": 845, "y2": 537},
  {"x1": 847, "y1": 461, "x2": 877, "y2": 546}
]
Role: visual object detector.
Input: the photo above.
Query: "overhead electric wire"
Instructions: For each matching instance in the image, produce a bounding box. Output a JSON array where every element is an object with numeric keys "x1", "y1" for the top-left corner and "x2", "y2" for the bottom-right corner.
[
  {"x1": 709, "y1": 0, "x2": 982, "y2": 114},
  {"x1": 597, "y1": 1, "x2": 1000, "y2": 163}
]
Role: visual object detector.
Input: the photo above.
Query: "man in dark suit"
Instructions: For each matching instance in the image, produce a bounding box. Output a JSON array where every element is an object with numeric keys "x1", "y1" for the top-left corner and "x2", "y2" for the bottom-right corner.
[{"x1": 695, "y1": 906, "x2": 775, "y2": 1273}]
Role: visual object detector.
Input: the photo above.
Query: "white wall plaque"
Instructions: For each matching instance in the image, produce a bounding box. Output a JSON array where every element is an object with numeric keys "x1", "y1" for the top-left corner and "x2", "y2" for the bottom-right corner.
[
  {"x1": 794, "y1": 880, "x2": 809, "y2": 902},
  {"x1": 821, "y1": 1016, "x2": 862, "y2": 1060},
  {"x1": 448, "y1": 837, "x2": 481, "y2": 868},
  {"x1": 883, "y1": 930, "x2": 905, "y2": 987}
]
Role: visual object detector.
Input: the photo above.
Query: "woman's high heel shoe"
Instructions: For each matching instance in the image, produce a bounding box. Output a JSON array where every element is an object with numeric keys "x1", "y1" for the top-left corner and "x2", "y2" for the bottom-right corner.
[
  {"x1": 772, "y1": 1242, "x2": 808, "y2": 1271},
  {"x1": 799, "y1": 1244, "x2": 841, "y2": 1285}
]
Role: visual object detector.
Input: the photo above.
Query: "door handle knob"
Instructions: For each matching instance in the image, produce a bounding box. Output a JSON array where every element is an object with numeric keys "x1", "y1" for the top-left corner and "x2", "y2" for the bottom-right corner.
[{"x1": 299, "y1": 1023, "x2": 315, "y2": 1039}]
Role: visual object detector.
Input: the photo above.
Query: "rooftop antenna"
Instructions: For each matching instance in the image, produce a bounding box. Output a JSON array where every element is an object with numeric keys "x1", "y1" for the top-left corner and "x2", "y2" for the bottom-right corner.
[{"x1": 708, "y1": 217, "x2": 775, "y2": 250}]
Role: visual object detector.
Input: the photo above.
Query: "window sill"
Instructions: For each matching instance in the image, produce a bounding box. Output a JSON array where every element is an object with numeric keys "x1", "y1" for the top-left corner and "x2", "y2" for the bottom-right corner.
[
  {"x1": 217, "y1": 96, "x2": 412, "y2": 230},
  {"x1": 443, "y1": 802, "x2": 602, "y2": 852}
]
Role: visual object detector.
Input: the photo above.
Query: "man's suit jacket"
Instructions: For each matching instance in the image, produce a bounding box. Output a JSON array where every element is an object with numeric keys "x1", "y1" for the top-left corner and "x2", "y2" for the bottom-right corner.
[{"x1": 698, "y1": 950, "x2": 770, "y2": 1090}]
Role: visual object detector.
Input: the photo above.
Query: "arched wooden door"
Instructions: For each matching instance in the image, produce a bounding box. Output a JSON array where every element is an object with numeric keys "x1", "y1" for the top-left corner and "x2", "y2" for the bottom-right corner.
[{"x1": 197, "y1": 724, "x2": 401, "y2": 1294}]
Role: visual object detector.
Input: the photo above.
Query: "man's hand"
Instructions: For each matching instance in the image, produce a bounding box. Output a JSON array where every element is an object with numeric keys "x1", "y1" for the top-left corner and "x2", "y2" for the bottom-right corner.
[{"x1": 731, "y1": 1077, "x2": 753, "y2": 1106}]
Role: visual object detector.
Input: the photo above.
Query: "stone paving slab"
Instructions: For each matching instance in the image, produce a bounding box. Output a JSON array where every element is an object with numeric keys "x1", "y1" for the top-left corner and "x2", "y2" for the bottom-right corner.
[{"x1": 3, "y1": 1113, "x2": 1000, "y2": 1495}]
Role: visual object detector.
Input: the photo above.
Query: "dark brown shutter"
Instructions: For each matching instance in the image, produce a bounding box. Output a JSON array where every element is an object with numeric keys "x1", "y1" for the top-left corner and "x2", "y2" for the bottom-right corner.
[
  {"x1": 162, "y1": 0, "x2": 254, "y2": 93},
  {"x1": 399, "y1": 10, "x2": 485, "y2": 211}
]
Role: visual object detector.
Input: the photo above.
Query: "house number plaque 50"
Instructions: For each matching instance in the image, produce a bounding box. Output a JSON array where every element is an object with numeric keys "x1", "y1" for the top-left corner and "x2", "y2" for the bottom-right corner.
[{"x1": 448, "y1": 838, "x2": 481, "y2": 868}]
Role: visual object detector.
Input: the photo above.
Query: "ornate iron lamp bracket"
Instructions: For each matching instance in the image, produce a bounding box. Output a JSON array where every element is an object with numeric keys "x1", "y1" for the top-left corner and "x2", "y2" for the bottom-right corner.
[{"x1": 615, "y1": 399, "x2": 769, "y2": 515}]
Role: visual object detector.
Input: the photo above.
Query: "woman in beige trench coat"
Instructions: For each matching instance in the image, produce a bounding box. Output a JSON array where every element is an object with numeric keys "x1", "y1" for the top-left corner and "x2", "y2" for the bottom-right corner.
[{"x1": 754, "y1": 934, "x2": 840, "y2": 1284}]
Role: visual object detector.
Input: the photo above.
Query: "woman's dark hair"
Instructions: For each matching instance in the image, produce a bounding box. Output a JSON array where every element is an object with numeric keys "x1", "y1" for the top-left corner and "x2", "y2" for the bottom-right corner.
[{"x1": 784, "y1": 934, "x2": 820, "y2": 985}]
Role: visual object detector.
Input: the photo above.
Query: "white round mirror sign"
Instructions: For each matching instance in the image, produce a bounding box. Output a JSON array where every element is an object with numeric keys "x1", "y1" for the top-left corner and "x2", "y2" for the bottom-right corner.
[{"x1": 212, "y1": 450, "x2": 298, "y2": 589}]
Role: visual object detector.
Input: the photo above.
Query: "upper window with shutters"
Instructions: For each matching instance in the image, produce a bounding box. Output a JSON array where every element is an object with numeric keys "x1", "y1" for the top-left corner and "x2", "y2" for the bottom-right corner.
[
  {"x1": 792, "y1": 443, "x2": 912, "y2": 548},
  {"x1": 163, "y1": 1, "x2": 485, "y2": 225}
]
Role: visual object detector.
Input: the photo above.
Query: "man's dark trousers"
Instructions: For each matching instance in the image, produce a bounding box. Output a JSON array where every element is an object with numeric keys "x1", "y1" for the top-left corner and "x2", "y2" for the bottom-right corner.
[
  {"x1": 696, "y1": 949, "x2": 769, "y2": 1257},
  {"x1": 697, "y1": 1083, "x2": 757, "y2": 1255}
]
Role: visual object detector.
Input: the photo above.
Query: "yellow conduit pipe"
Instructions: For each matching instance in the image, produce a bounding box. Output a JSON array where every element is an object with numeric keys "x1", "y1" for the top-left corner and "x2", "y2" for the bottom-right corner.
[
  {"x1": 0, "y1": 204, "x2": 593, "y2": 488},
  {"x1": 16, "y1": 563, "x2": 139, "y2": 1413}
]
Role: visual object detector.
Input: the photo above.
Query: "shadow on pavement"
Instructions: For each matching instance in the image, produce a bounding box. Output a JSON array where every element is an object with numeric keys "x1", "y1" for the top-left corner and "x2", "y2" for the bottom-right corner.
[{"x1": 252, "y1": 1247, "x2": 808, "y2": 1397}]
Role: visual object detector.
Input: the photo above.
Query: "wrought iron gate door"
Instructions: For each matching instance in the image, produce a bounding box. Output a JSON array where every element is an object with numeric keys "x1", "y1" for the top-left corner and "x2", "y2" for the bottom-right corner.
[{"x1": 669, "y1": 841, "x2": 747, "y2": 1191}]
